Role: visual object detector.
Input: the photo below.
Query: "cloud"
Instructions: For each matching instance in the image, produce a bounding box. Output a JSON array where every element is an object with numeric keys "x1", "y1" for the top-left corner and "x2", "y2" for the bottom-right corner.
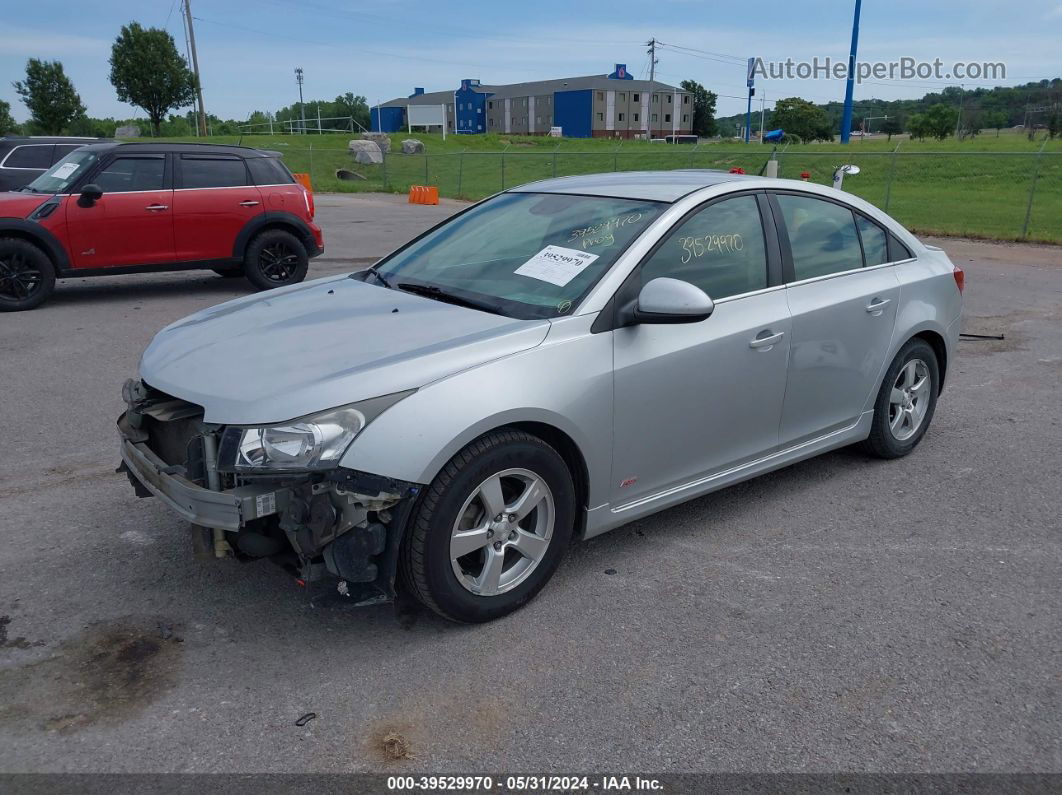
[
  {"x1": 1046, "y1": 3, "x2": 1062, "y2": 17},
  {"x1": 0, "y1": 25, "x2": 108, "y2": 58}
]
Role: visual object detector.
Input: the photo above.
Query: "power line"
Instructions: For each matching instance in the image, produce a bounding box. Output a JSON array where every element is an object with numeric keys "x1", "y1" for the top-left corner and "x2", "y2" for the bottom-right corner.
[{"x1": 655, "y1": 41, "x2": 746, "y2": 65}]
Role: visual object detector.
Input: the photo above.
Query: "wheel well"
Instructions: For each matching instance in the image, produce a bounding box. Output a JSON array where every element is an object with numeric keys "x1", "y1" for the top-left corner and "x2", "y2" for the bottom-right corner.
[
  {"x1": 0, "y1": 231, "x2": 54, "y2": 265},
  {"x1": 913, "y1": 330, "x2": 948, "y2": 388},
  {"x1": 253, "y1": 221, "x2": 314, "y2": 256},
  {"x1": 507, "y1": 421, "x2": 590, "y2": 539}
]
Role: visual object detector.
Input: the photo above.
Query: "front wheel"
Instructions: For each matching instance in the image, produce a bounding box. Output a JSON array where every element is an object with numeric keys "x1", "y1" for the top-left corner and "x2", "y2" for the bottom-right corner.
[
  {"x1": 0, "y1": 238, "x2": 55, "y2": 312},
  {"x1": 861, "y1": 338, "x2": 940, "y2": 459},
  {"x1": 400, "y1": 430, "x2": 576, "y2": 623},
  {"x1": 243, "y1": 229, "x2": 308, "y2": 290}
]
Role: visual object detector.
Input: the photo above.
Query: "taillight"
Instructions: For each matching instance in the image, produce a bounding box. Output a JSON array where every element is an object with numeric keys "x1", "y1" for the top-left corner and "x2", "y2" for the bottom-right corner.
[
  {"x1": 303, "y1": 187, "x2": 315, "y2": 219},
  {"x1": 952, "y1": 265, "x2": 965, "y2": 294}
]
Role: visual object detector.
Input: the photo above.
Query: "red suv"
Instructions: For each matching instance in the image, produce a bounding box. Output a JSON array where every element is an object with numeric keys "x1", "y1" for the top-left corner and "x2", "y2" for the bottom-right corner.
[{"x1": 0, "y1": 142, "x2": 324, "y2": 311}]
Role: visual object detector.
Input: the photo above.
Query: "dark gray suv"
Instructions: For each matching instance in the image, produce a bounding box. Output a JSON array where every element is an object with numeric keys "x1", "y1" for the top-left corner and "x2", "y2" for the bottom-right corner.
[{"x1": 0, "y1": 136, "x2": 107, "y2": 191}]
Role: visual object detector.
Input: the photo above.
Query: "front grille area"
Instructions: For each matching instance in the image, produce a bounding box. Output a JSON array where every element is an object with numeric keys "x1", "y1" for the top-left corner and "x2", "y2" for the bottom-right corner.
[{"x1": 135, "y1": 384, "x2": 208, "y2": 484}]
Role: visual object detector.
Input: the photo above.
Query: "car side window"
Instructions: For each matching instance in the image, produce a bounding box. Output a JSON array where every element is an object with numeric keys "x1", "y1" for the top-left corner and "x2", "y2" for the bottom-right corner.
[
  {"x1": 180, "y1": 156, "x2": 249, "y2": 189},
  {"x1": 247, "y1": 157, "x2": 295, "y2": 185},
  {"x1": 855, "y1": 214, "x2": 889, "y2": 266},
  {"x1": 777, "y1": 194, "x2": 862, "y2": 280},
  {"x1": 51, "y1": 144, "x2": 82, "y2": 164},
  {"x1": 3, "y1": 145, "x2": 54, "y2": 169},
  {"x1": 640, "y1": 195, "x2": 768, "y2": 300},
  {"x1": 93, "y1": 156, "x2": 166, "y2": 192}
]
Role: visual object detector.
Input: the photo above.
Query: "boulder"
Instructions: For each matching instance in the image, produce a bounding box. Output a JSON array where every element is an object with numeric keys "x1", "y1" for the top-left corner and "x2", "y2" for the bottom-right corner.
[
  {"x1": 115, "y1": 124, "x2": 140, "y2": 138},
  {"x1": 401, "y1": 138, "x2": 424, "y2": 155},
  {"x1": 348, "y1": 139, "x2": 383, "y2": 165},
  {"x1": 360, "y1": 132, "x2": 391, "y2": 153}
]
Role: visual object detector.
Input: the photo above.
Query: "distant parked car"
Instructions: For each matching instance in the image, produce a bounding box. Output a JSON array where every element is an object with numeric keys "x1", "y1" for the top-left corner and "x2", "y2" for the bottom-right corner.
[
  {"x1": 0, "y1": 136, "x2": 106, "y2": 192},
  {"x1": 117, "y1": 170, "x2": 964, "y2": 623},
  {"x1": 0, "y1": 142, "x2": 323, "y2": 311}
]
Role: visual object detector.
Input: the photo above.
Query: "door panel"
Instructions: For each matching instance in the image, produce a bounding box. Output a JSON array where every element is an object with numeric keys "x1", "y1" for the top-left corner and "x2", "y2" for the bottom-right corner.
[
  {"x1": 611, "y1": 291, "x2": 792, "y2": 505},
  {"x1": 173, "y1": 155, "x2": 263, "y2": 262},
  {"x1": 65, "y1": 155, "x2": 174, "y2": 268}
]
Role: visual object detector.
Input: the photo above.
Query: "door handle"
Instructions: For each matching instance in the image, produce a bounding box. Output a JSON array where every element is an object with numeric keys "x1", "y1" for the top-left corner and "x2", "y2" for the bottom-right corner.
[
  {"x1": 145, "y1": 204, "x2": 169, "y2": 211},
  {"x1": 866, "y1": 298, "x2": 892, "y2": 315},
  {"x1": 749, "y1": 331, "x2": 785, "y2": 350},
  {"x1": 239, "y1": 200, "x2": 260, "y2": 207}
]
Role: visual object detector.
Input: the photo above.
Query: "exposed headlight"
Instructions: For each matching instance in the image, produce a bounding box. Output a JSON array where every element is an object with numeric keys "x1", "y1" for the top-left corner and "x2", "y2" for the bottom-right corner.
[{"x1": 218, "y1": 391, "x2": 412, "y2": 473}]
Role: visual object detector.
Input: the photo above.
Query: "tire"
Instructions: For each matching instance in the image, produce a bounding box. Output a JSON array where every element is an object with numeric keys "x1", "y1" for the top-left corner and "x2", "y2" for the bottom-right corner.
[
  {"x1": 0, "y1": 237, "x2": 56, "y2": 312},
  {"x1": 400, "y1": 429, "x2": 576, "y2": 623},
  {"x1": 212, "y1": 267, "x2": 244, "y2": 278},
  {"x1": 861, "y1": 338, "x2": 940, "y2": 459},
  {"x1": 243, "y1": 229, "x2": 308, "y2": 291}
]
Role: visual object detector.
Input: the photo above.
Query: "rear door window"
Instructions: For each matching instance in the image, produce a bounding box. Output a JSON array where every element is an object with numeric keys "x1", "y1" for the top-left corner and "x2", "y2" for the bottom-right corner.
[
  {"x1": 93, "y1": 156, "x2": 166, "y2": 192},
  {"x1": 855, "y1": 215, "x2": 889, "y2": 266},
  {"x1": 3, "y1": 144, "x2": 55, "y2": 169},
  {"x1": 179, "y1": 156, "x2": 250, "y2": 188},
  {"x1": 776, "y1": 194, "x2": 863, "y2": 280}
]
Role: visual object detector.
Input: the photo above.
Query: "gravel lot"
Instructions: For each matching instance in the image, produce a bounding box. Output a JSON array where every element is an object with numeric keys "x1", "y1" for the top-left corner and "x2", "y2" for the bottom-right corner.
[{"x1": 0, "y1": 194, "x2": 1059, "y2": 774}]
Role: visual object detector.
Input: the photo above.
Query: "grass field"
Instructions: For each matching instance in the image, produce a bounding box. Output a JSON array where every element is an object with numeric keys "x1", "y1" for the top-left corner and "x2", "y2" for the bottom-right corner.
[{"x1": 149, "y1": 130, "x2": 1062, "y2": 243}]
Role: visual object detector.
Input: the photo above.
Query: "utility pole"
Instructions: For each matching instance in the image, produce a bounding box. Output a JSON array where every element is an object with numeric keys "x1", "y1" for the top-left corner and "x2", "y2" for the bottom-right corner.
[
  {"x1": 954, "y1": 84, "x2": 965, "y2": 138},
  {"x1": 295, "y1": 67, "x2": 306, "y2": 134},
  {"x1": 759, "y1": 91, "x2": 766, "y2": 143},
  {"x1": 183, "y1": 0, "x2": 208, "y2": 137},
  {"x1": 646, "y1": 38, "x2": 657, "y2": 139},
  {"x1": 840, "y1": 0, "x2": 862, "y2": 143}
]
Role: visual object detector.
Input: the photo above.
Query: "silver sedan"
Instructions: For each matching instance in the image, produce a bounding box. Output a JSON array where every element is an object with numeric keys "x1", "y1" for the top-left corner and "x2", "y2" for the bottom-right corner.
[{"x1": 118, "y1": 170, "x2": 964, "y2": 622}]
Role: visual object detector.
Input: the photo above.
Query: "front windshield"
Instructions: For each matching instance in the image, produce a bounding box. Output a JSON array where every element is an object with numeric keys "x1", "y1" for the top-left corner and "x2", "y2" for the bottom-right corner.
[
  {"x1": 364, "y1": 191, "x2": 665, "y2": 319},
  {"x1": 23, "y1": 149, "x2": 98, "y2": 194}
]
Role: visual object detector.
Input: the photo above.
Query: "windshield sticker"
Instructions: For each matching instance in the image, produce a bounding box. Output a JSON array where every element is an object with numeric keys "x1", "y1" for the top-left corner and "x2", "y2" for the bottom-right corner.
[
  {"x1": 678, "y1": 234, "x2": 744, "y2": 263},
  {"x1": 514, "y1": 245, "x2": 600, "y2": 287},
  {"x1": 51, "y1": 162, "x2": 79, "y2": 180}
]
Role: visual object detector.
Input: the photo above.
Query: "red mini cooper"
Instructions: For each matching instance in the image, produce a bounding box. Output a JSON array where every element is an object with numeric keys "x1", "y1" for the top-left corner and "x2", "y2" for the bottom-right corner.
[{"x1": 0, "y1": 142, "x2": 324, "y2": 311}]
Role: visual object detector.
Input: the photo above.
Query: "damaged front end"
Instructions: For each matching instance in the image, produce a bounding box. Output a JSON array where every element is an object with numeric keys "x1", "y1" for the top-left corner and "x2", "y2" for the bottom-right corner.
[{"x1": 116, "y1": 379, "x2": 420, "y2": 606}]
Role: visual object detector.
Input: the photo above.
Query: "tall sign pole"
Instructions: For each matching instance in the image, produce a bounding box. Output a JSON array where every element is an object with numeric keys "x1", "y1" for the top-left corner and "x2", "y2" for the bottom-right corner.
[
  {"x1": 183, "y1": 0, "x2": 208, "y2": 137},
  {"x1": 745, "y1": 57, "x2": 755, "y2": 143},
  {"x1": 840, "y1": 0, "x2": 862, "y2": 144},
  {"x1": 646, "y1": 38, "x2": 657, "y2": 139}
]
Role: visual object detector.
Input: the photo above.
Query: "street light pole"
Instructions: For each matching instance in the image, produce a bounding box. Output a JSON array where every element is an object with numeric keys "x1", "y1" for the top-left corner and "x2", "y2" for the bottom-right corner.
[
  {"x1": 840, "y1": 0, "x2": 862, "y2": 144},
  {"x1": 183, "y1": 0, "x2": 208, "y2": 137}
]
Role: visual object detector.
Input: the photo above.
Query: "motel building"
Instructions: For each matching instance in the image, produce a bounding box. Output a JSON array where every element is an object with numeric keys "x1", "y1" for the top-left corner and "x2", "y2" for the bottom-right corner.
[{"x1": 371, "y1": 64, "x2": 693, "y2": 139}]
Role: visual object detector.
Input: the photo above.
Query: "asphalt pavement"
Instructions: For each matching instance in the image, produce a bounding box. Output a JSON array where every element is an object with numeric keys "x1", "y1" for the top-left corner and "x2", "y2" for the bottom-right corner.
[{"x1": 0, "y1": 193, "x2": 1059, "y2": 774}]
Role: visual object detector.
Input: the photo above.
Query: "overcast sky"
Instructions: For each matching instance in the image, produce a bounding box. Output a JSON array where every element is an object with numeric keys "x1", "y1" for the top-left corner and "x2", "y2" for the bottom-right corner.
[{"x1": 3, "y1": 0, "x2": 1061, "y2": 124}]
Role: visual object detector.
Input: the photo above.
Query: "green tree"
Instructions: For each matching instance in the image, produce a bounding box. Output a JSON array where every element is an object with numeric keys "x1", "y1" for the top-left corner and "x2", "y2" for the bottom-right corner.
[
  {"x1": 679, "y1": 79, "x2": 718, "y2": 137},
  {"x1": 109, "y1": 22, "x2": 196, "y2": 135},
  {"x1": 922, "y1": 103, "x2": 957, "y2": 140},
  {"x1": 1048, "y1": 108, "x2": 1061, "y2": 140},
  {"x1": 881, "y1": 117, "x2": 902, "y2": 141},
  {"x1": 770, "y1": 97, "x2": 833, "y2": 142},
  {"x1": 333, "y1": 92, "x2": 371, "y2": 131},
  {"x1": 0, "y1": 100, "x2": 17, "y2": 134},
  {"x1": 982, "y1": 110, "x2": 1009, "y2": 136},
  {"x1": 12, "y1": 59, "x2": 86, "y2": 134}
]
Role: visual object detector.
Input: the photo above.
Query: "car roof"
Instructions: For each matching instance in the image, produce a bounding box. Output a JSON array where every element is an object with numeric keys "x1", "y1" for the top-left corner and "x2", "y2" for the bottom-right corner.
[
  {"x1": 508, "y1": 169, "x2": 762, "y2": 202},
  {"x1": 0, "y1": 136, "x2": 106, "y2": 145},
  {"x1": 74, "y1": 141, "x2": 275, "y2": 158}
]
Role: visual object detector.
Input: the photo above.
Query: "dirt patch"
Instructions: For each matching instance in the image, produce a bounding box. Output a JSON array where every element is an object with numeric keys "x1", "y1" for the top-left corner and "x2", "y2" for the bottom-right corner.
[
  {"x1": 0, "y1": 619, "x2": 182, "y2": 734},
  {"x1": 0, "y1": 615, "x2": 46, "y2": 649}
]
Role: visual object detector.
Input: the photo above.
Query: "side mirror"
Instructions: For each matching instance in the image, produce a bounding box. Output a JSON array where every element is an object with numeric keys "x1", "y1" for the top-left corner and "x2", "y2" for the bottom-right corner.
[
  {"x1": 78, "y1": 184, "x2": 103, "y2": 207},
  {"x1": 621, "y1": 277, "x2": 714, "y2": 326}
]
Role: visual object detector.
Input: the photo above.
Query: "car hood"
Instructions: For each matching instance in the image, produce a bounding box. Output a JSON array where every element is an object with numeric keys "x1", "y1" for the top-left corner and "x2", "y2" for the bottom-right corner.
[
  {"x1": 0, "y1": 191, "x2": 50, "y2": 217},
  {"x1": 139, "y1": 275, "x2": 551, "y2": 425}
]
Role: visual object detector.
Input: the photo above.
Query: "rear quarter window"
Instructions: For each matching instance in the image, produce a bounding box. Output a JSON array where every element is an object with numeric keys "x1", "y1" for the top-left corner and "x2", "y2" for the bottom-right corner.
[
  {"x1": 3, "y1": 144, "x2": 55, "y2": 169},
  {"x1": 247, "y1": 157, "x2": 295, "y2": 185}
]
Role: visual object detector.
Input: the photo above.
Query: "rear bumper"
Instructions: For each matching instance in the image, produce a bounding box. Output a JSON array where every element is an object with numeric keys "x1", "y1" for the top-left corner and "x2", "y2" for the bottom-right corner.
[{"x1": 117, "y1": 413, "x2": 286, "y2": 530}]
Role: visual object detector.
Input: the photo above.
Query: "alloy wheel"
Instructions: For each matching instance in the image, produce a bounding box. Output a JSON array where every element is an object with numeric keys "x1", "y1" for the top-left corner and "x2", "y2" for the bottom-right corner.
[
  {"x1": 258, "y1": 242, "x2": 300, "y2": 282},
  {"x1": 0, "y1": 251, "x2": 43, "y2": 302},
  {"x1": 889, "y1": 358, "x2": 931, "y2": 441},
  {"x1": 449, "y1": 468, "x2": 555, "y2": 596}
]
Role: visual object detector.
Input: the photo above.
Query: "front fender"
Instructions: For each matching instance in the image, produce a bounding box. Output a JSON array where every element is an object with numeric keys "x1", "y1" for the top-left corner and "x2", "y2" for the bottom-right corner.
[
  {"x1": 339, "y1": 315, "x2": 614, "y2": 509},
  {"x1": 0, "y1": 217, "x2": 71, "y2": 272}
]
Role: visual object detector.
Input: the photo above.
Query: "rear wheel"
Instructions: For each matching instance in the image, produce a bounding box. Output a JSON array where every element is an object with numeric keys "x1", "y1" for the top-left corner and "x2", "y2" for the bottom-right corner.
[
  {"x1": 861, "y1": 339, "x2": 939, "y2": 459},
  {"x1": 400, "y1": 429, "x2": 575, "y2": 623},
  {"x1": 243, "y1": 229, "x2": 308, "y2": 290},
  {"x1": 0, "y1": 237, "x2": 55, "y2": 312}
]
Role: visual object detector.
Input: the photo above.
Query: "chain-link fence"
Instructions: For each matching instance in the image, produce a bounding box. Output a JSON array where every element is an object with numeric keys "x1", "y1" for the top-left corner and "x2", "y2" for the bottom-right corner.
[{"x1": 282, "y1": 144, "x2": 1061, "y2": 243}]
